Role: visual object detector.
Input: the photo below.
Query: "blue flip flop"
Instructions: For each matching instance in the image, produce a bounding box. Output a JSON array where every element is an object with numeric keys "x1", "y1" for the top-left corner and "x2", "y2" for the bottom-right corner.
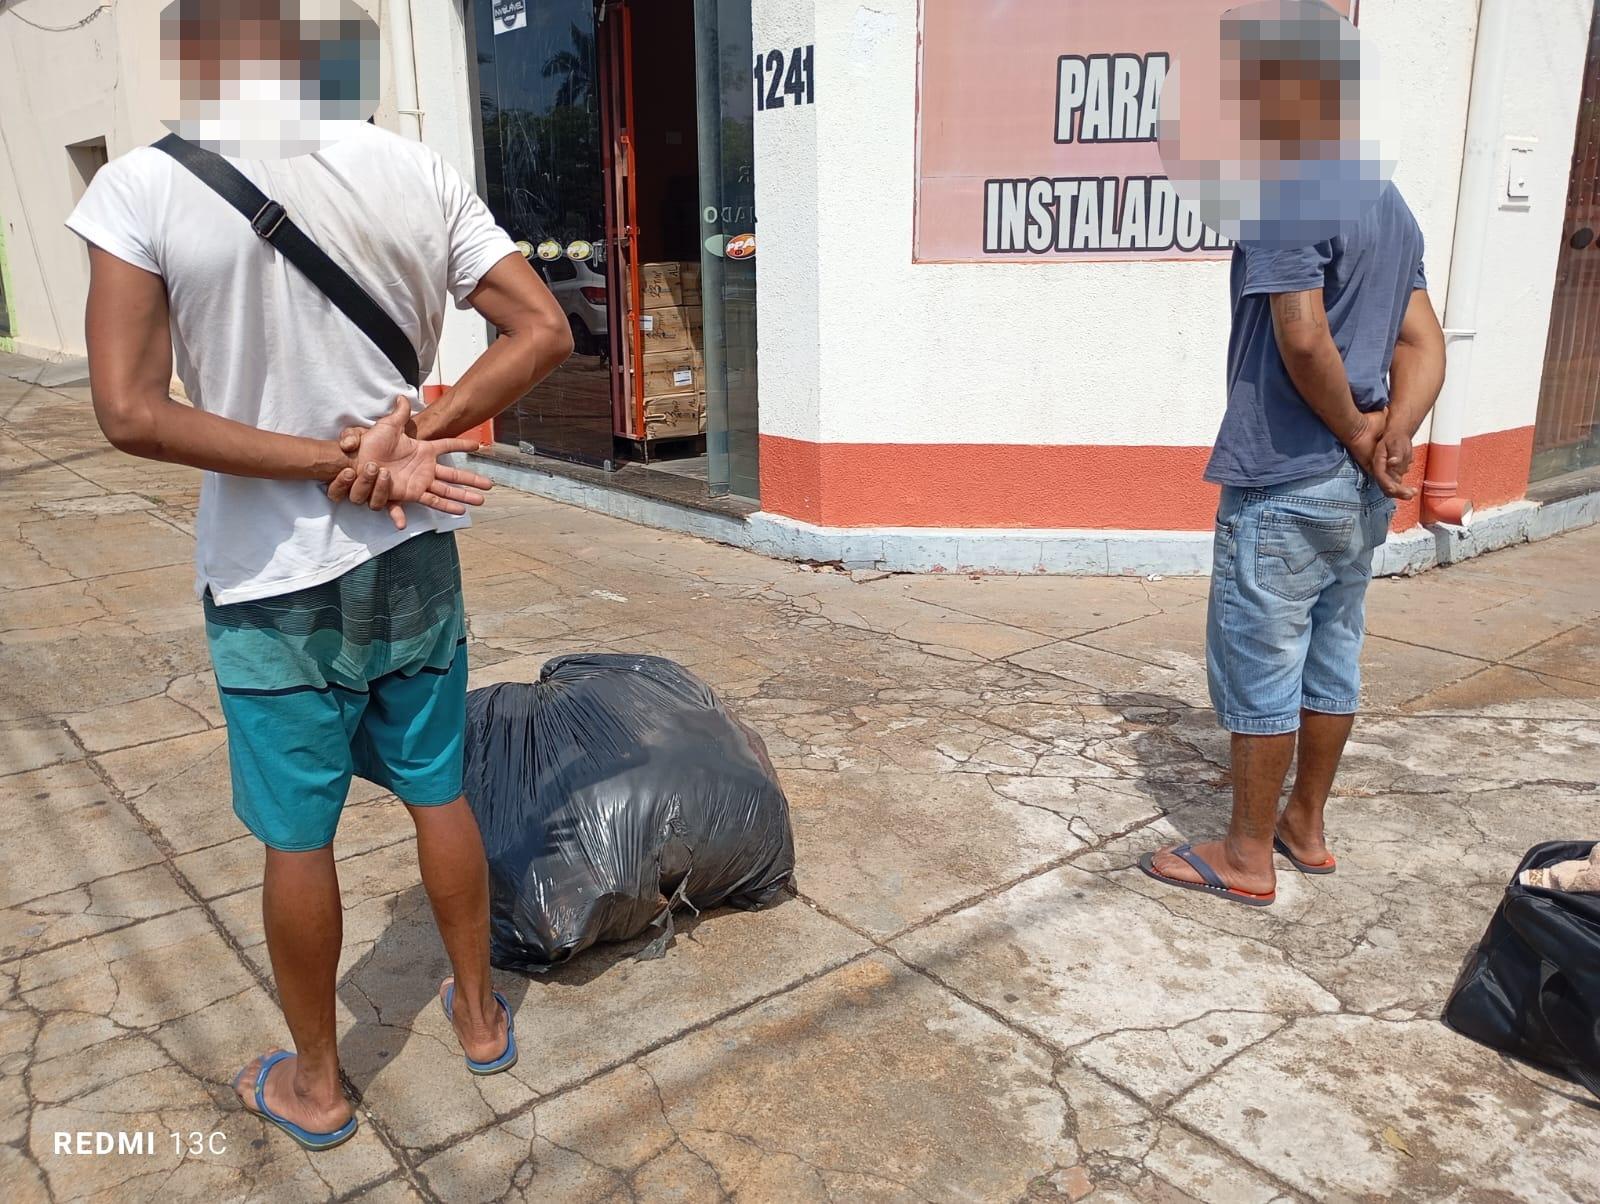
[
  {"x1": 1137, "y1": 844, "x2": 1276, "y2": 908},
  {"x1": 233, "y1": 1051, "x2": 358, "y2": 1151},
  {"x1": 440, "y1": 984, "x2": 518, "y2": 1075}
]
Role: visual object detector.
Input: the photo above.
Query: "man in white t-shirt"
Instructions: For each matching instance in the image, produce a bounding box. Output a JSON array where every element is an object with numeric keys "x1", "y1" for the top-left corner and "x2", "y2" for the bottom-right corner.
[{"x1": 68, "y1": 0, "x2": 572, "y2": 1149}]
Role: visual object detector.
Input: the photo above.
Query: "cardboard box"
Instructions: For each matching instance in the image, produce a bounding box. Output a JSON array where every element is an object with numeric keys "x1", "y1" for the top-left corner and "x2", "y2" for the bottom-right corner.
[
  {"x1": 641, "y1": 348, "x2": 703, "y2": 399},
  {"x1": 639, "y1": 261, "x2": 702, "y2": 309},
  {"x1": 643, "y1": 391, "x2": 705, "y2": 440},
  {"x1": 638, "y1": 305, "x2": 702, "y2": 354}
]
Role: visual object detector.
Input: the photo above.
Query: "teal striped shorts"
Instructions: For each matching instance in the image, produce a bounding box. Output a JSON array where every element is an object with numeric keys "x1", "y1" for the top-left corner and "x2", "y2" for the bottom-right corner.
[{"x1": 204, "y1": 531, "x2": 468, "y2": 851}]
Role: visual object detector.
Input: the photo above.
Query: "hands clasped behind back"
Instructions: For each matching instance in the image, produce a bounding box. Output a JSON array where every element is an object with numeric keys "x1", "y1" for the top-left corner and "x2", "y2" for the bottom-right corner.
[
  {"x1": 1341, "y1": 407, "x2": 1417, "y2": 502},
  {"x1": 326, "y1": 397, "x2": 494, "y2": 529}
]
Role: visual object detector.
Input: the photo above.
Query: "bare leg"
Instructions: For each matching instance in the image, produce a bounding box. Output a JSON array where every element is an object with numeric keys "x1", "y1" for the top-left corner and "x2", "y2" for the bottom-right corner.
[
  {"x1": 1278, "y1": 708, "x2": 1355, "y2": 865},
  {"x1": 1150, "y1": 731, "x2": 1296, "y2": 896},
  {"x1": 235, "y1": 846, "x2": 353, "y2": 1132},
  {"x1": 408, "y1": 798, "x2": 507, "y2": 1062}
]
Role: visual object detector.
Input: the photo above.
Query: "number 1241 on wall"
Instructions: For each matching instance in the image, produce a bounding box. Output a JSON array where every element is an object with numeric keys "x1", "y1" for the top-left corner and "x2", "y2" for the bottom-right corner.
[{"x1": 754, "y1": 45, "x2": 815, "y2": 110}]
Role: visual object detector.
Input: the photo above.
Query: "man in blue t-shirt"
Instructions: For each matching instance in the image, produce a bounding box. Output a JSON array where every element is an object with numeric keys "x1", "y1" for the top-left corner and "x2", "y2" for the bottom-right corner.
[{"x1": 1140, "y1": 12, "x2": 1447, "y2": 907}]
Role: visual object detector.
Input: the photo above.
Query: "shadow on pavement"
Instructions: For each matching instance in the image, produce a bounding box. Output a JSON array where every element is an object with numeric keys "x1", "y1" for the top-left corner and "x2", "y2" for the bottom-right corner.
[
  {"x1": 1097, "y1": 690, "x2": 1233, "y2": 858},
  {"x1": 333, "y1": 878, "x2": 757, "y2": 1091}
]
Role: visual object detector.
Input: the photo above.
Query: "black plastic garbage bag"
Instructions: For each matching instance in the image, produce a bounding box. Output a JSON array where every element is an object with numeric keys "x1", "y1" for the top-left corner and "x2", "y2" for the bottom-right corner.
[
  {"x1": 463, "y1": 654, "x2": 795, "y2": 973},
  {"x1": 1443, "y1": 840, "x2": 1600, "y2": 1099}
]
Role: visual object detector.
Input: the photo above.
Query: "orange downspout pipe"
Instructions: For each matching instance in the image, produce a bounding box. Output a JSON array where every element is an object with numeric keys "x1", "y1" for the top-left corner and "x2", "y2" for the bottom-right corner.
[{"x1": 1419, "y1": 442, "x2": 1472, "y2": 526}]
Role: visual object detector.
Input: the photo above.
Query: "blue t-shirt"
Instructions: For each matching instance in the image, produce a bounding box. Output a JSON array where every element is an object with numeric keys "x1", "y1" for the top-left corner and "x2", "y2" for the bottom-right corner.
[{"x1": 1205, "y1": 183, "x2": 1428, "y2": 488}]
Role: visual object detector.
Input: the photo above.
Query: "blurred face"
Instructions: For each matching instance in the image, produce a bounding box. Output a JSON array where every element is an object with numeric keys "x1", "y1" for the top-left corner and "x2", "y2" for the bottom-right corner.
[
  {"x1": 1159, "y1": 1, "x2": 1390, "y2": 249},
  {"x1": 160, "y1": 0, "x2": 378, "y2": 156},
  {"x1": 167, "y1": 2, "x2": 303, "y2": 102},
  {"x1": 1233, "y1": 51, "x2": 1353, "y2": 156}
]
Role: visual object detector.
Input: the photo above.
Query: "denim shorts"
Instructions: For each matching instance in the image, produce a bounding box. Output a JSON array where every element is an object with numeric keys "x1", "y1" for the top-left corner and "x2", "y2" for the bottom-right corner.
[{"x1": 1206, "y1": 455, "x2": 1396, "y2": 735}]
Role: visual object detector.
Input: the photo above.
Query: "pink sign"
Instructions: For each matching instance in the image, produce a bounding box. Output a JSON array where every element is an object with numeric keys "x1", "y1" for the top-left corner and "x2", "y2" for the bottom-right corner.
[{"x1": 914, "y1": 0, "x2": 1359, "y2": 262}]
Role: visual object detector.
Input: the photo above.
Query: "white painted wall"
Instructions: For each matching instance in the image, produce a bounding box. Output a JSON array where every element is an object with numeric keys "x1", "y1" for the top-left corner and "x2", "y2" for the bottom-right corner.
[
  {"x1": 1437, "y1": 0, "x2": 1592, "y2": 444},
  {"x1": 751, "y1": 0, "x2": 822, "y2": 443},
  {"x1": 0, "y1": 0, "x2": 491, "y2": 382},
  {"x1": 387, "y1": 0, "x2": 493, "y2": 387},
  {"x1": 0, "y1": 0, "x2": 169, "y2": 357},
  {"x1": 752, "y1": 0, "x2": 1588, "y2": 452}
]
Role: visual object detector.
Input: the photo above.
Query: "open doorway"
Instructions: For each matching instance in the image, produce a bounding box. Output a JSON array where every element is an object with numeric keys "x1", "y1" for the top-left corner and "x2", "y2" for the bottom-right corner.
[
  {"x1": 602, "y1": 0, "x2": 709, "y2": 475},
  {"x1": 469, "y1": 0, "x2": 758, "y2": 500}
]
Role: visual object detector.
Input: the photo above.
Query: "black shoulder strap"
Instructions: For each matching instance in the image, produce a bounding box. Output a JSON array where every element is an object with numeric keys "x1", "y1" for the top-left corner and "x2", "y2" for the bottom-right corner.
[{"x1": 154, "y1": 133, "x2": 420, "y2": 389}]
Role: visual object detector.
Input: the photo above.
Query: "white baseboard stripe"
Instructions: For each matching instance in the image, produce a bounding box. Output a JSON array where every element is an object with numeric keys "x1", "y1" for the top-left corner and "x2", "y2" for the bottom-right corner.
[{"x1": 473, "y1": 456, "x2": 1600, "y2": 579}]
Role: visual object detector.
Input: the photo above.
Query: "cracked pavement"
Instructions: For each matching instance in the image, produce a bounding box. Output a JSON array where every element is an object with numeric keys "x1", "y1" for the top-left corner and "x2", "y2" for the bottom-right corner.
[{"x1": 2, "y1": 364, "x2": 1599, "y2": 1202}]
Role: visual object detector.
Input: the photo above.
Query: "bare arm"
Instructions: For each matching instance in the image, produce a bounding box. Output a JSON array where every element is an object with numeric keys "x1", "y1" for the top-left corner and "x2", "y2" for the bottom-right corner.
[
  {"x1": 1268, "y1": 287, "x2": 1381, "y2": 458},
  {"x1": 84, "y1": 247, "x2": 349, "y2": 480},
  {"x1": 1370, "y1": 289, "x2": 1447, "y2": 498},
  {"x1": 1385, "y1": 289, "x2": 1446, "y2": 439},
  {"x1": 411, "y1": 251, "x2": 574, "y2": 442}
]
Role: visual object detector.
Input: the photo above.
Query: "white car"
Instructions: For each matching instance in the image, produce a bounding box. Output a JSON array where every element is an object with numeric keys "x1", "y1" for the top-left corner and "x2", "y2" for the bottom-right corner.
[{"x1": 537, "y1": 255, "x2": 608, "y2": 357}]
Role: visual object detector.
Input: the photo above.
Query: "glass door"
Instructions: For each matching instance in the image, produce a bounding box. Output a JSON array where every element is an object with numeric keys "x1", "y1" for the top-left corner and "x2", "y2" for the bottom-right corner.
[{"x1": 693, "y1": 0, "x2": 760, "y2": 500}]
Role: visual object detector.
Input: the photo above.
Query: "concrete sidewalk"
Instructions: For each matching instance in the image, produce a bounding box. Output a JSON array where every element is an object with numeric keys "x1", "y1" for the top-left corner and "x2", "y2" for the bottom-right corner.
[{"x1": 2, "y1": 369, "x2": 1598, "y2": 1203}]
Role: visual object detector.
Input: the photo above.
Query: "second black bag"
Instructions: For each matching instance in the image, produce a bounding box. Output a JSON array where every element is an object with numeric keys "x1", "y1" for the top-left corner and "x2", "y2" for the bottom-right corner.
[
  {"x1": 1442, "y1": 840, "x2": 1600, "y2": 1099},
  {"x1": 463, "y1": 654, "x2": 796, "y2": 972}
]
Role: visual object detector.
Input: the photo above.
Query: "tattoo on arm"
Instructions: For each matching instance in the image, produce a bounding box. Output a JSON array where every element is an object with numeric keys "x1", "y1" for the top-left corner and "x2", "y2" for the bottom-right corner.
[{"x1": 1277, "y1": 291, "x2": 1325, "y2": 332}]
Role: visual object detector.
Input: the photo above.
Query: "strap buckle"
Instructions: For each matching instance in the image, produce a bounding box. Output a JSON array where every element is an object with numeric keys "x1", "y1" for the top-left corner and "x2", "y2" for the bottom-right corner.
[{"x1": 251, "y1": 200, "x2": 287, "y2": 239}]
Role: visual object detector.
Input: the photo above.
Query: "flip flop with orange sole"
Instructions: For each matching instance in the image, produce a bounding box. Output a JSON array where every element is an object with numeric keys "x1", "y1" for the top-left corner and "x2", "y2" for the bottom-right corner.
[
  {"x1": 1273, "y1": 833, "x2": 1337, "y2": 875},
  {"x1": 1137, "y1": 843, "x2": 1276, "y2": 908}
]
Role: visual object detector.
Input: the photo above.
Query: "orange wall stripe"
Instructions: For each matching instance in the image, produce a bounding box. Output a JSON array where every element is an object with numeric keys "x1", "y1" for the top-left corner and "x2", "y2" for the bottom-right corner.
[
  {"x1": 759, "y1": 437, "x2": 1218, "y2": 529},
  {"x1": 1459, "y1": 425, "x2": 1536, "y2": 510},
  {"x1": 760, "y1": 426, "x2": 1536, "y2": 531}
]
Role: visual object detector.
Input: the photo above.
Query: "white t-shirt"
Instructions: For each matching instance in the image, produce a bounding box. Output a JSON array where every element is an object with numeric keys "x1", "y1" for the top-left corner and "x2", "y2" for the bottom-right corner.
[{"x1": 66, "y1": 123, "x2": 518, "y2": 604}]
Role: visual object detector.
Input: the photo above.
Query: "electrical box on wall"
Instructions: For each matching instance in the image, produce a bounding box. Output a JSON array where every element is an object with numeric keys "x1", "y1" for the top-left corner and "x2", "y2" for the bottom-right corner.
[{"x1": 1501, "y1": 137, "x2": 1537, "y2": 209}]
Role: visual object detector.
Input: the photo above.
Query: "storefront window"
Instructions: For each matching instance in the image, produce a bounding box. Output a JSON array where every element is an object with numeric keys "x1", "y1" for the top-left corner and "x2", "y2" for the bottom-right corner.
[
  {"x1": 468, "y1": 0, "x2": 757, "y2": 492},
  {"x1": 471, "y1": 0, "x2": 615, "y2": 466}
]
